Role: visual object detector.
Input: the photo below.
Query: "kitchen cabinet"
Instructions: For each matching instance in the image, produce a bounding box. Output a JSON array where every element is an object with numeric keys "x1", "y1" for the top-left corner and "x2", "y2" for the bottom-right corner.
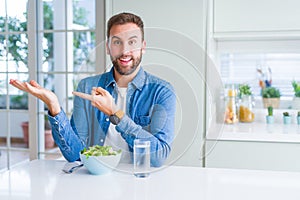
[
  {"x1": 206, "y1": 123, "x2": 300, "y2": 172},
  {"x1": 214, "y1": 0, "x2": 300, "y2": 33},
  {"x1": 206, "y1": 140, "x2": 300, "y2": 172},
  {"x1": 207, "y1": 0, "x2": 300, "y2": 171}
]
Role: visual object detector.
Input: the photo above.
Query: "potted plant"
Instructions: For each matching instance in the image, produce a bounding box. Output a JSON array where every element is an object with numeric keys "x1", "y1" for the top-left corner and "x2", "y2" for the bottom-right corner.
[
  {"x1": 292, "y1": 81, "x2": 300, "y2": 109},
  {"x1": 238, "y1": 84, "x2": 255, "y2": 122},
  {"x1": 262, "y1": 87, "x2": 281, "y2": 108},
  {"x1": 266, "y1": 106, "x2": 274, "y2": 124},
  {"x1": 238, "y1": 84, "x2": 252, "y2": 97},
  {"x1": 283, "y1": 112, "x2": 291, "y2": 124},
  {"x1": 297, "y1": 111, "x2": 300, "y2": 125},
  {"x1": 21, "y1": 115, "x2": 55, "y2": 149}
]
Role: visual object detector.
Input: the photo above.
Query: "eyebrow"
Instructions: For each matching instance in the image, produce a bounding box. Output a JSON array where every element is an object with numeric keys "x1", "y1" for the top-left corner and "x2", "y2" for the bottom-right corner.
[{"x1": 110, "y1": 35, "x2": 138, "y2": 40}]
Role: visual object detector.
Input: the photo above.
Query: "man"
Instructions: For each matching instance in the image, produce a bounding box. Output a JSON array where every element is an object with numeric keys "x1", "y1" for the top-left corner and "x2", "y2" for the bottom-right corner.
[{"x1": 10, "y1": 12, "x2": 176, "y2": 167}]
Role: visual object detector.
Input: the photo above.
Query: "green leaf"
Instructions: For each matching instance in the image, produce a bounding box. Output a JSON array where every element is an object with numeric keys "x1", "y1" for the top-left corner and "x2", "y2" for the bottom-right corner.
[
  {"x1": 262, "y1": 87, "x2": 281, "y2": 98},
  {"x1": 81, "y1": 145, "x2": 121, "y2": 159}
]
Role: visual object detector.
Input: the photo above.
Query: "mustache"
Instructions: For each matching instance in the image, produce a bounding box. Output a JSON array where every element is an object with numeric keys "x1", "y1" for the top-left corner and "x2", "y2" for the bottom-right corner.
[{"x1": 113, "y1": 54, "x2": 132, "y2": 60}]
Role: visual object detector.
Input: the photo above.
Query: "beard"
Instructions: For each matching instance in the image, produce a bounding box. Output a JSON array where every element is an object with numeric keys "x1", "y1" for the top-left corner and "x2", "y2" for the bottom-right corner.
[{"x1": 111, "y1": 50, "x2": 143, "y2": 76}]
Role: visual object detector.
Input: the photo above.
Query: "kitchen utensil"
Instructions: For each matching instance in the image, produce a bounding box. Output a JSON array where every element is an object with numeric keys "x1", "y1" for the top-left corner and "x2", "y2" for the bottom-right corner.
[{"x1": 62, "y1": 162, "x2": 83, "y2": 174}]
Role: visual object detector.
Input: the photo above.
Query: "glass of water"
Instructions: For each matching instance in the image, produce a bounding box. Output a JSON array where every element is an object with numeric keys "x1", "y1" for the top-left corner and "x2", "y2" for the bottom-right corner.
[{"x1": 133, "y1": 139, "x2": 150, "y2": 178}]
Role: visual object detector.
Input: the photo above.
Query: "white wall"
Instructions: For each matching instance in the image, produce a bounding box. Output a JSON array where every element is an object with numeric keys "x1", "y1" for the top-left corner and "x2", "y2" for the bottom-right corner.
[{"x1": 107, "y1": 0, "x2": 207, "y2": 166}]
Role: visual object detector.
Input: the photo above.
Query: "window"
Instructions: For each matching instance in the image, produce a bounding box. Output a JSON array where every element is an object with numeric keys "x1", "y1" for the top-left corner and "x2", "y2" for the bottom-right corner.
[
  {"x1": 220, "y1": 52, "x2": 300, "y2": 97},
  {"x1": 0, "y1": 0, "x2": 103, "y2": 171},
  {"x1": 0, "y1": 0, "x2": 30, "y2": 171},
  {"x1": 216, "y1": 40, "x2": 300, "y2": 108}
]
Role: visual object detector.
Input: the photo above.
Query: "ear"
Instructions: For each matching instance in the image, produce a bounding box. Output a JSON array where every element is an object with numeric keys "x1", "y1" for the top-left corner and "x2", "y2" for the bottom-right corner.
[
  {"x1": 106, "y1": 41, "x2": 110, "y2": 55},
  {"x1": 141, "y1": 40, "x2": 146, "y2": 54}
]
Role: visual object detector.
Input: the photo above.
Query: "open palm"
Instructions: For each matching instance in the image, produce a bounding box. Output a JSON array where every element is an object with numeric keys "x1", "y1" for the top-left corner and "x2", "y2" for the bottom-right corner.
[{"x1": 9, "y1": 79, "x2": 61, "y2": 116}]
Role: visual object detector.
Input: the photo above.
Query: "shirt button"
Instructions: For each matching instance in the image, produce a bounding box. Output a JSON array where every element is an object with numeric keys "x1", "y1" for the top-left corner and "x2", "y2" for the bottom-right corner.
[
  {"x1": 106, "y1": 118, "x2": 109, "y2": 122},
  {"x1": 54, "y1": 122, "x2": 58, "y2": 125},
  {"x1": 100, "y1": 139, "x2": 104, "y2": 142}
]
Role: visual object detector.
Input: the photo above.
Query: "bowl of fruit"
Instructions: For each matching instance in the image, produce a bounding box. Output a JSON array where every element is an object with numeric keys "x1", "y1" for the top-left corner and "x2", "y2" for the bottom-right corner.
[{"x1": 80, "y1": 145, "x2": 122, "y2": 175}]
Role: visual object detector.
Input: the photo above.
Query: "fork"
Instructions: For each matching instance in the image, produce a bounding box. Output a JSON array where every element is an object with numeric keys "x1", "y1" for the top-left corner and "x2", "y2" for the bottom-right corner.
[{"x1": 62, "y1": 163, "x2": 84, "y2": 174}]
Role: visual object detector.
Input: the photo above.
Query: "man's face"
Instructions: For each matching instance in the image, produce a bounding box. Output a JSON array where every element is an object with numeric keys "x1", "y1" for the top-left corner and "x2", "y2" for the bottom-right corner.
[{"x1": 107, "y1": 23, "x2": 146, "y2": 76}]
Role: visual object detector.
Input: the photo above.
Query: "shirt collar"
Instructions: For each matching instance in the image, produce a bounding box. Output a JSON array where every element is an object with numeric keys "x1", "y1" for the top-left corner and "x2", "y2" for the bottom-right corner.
[
  {"x1": 104, "y1": 67, "x2": 116, "y2": 88},
  {"x1": 105, "y1": 66, "x2": 146, "y2": 91}
]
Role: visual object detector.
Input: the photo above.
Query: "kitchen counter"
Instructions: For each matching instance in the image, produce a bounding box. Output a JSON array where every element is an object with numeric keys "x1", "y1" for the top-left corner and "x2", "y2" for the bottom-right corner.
[
  {"x1": 1, "y1": 160, "x2": 300, "y2": 200},
  {"x1": 207, "y1": 123, "x2": 300, "y2": 143}
]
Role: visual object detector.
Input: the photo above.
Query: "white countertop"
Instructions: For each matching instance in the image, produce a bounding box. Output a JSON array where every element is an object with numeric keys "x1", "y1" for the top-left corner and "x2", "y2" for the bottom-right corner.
[
  {"x1": 207, "y1": 123, "x2": 300, "y2": 143},
  {"x1": 1, "y1": 160, "x2": 300, "y2": 200}
]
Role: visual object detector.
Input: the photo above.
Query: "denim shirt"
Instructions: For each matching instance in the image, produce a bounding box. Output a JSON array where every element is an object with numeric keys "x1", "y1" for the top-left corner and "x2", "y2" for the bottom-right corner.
[{"x1": 48, "y1": 67, "x2": 176, "y2": 167}]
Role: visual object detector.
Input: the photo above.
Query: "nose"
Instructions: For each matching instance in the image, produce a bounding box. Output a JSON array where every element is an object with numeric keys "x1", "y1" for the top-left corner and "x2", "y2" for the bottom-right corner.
[{"x1": 122, "y1": 43, "x2": 132, "y2": 55}]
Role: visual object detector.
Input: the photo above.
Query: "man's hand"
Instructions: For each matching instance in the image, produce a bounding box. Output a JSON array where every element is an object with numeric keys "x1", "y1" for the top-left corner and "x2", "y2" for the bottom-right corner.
[
  {"x1": 9, "y1": 79, "x2": 61, "y2": 116},
  {"x1": 72, "y1": 87, "x2": 117, "y2": 116}
]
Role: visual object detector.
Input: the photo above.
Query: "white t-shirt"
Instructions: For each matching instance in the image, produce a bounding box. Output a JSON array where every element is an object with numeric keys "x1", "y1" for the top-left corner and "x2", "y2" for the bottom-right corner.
[{"x1": 104, "y1": 87, "x2": 131, "y2": 163}]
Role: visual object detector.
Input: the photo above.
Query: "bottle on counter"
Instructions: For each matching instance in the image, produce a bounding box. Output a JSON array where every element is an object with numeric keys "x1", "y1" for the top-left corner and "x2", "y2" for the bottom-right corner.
[
  {"x1": 224, "y1": 87, "x2": 238, "y2": 124},
  {"x1": 238, "y1": 95, "x2": 255, "y2": 123}
]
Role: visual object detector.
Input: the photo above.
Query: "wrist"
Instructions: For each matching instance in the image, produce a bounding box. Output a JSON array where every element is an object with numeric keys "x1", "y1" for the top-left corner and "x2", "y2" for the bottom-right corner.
[
  {"x1": 109, "y1": 110, "x2": 124, "y2": 125},
  {"x1": 48, "y1": 104, "x2": 61, "y2": 117}
]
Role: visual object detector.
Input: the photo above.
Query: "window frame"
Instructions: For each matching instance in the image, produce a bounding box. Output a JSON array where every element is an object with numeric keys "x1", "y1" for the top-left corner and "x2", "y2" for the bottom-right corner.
[{"x1": 0, "y1": 0, "x2": 106, "y2": 170}]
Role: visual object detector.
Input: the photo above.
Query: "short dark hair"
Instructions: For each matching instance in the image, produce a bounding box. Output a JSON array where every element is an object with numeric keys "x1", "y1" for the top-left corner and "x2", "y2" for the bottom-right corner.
[{"x1": 107, "y1": 12, "x2": 144, "y2": 40}]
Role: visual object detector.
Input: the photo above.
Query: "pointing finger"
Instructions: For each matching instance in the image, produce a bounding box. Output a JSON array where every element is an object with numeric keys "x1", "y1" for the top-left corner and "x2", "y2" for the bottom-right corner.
[{"x1": 72, "y1": 91, "x2": 93, "y2": 101}]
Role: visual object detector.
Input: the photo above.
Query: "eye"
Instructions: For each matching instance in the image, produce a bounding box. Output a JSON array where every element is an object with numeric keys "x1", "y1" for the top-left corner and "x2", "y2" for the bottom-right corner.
[
  {"x1": 112, "y1": 40, "x2": 122, "y2": 46},
  {"x1": 128, "y1": 39, "x2": 137, "y2": 46}
]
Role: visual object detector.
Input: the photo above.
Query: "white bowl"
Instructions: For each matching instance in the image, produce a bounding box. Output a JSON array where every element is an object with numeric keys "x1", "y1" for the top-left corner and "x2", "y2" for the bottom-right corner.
[{"x1": 80, "y1": 152, "x2": 122, "y2": 175}]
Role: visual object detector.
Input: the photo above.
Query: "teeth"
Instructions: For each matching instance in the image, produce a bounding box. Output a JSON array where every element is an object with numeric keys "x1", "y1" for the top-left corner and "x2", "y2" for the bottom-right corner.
[{"x1": 120, "y1": 57, "x2": 131, "y2": 62}]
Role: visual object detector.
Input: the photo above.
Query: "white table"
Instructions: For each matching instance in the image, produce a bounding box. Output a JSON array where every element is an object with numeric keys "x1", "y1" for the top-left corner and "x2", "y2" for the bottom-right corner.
[{"x1": 1, "y1": 160, "x2": 300, "y2": 200}]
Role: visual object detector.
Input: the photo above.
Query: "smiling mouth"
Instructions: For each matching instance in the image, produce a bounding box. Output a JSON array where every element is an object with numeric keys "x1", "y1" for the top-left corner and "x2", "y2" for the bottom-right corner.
[{"x1": 118, "y1": 57, "x2": 132, "y2": 65}]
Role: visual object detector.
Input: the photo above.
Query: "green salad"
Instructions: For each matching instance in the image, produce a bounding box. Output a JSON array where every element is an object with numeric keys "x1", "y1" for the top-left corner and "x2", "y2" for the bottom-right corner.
[{"x1": 81, "y1": 145, "x2": 121, "y2": 158}]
